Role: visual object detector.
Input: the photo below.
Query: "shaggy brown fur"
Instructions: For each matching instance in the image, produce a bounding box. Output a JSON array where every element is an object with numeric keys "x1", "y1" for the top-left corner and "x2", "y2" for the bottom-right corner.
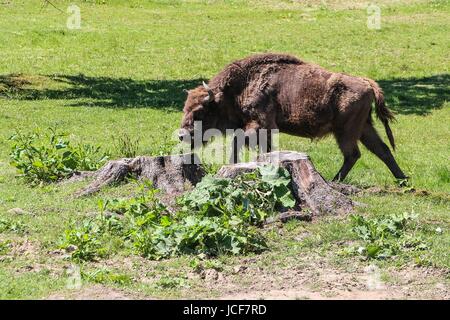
[{"x1": 180, "y1": 53, "x2": 407, "y2": 181}]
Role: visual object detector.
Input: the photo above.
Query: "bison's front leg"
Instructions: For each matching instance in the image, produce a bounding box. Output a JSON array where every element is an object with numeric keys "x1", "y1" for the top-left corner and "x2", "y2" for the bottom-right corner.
[
  {"x1": 229, "y1": 121, "x2": 274, "y2": 164},
  {"x1": 230, "y1": 134, "x2": 242, "y2": 164},
  {"x1": 230, "y1": 129, "x2": 254, "y2": 164},
  {"x1": 257, "y1": 128, "x2": 273, "y2": 153}
]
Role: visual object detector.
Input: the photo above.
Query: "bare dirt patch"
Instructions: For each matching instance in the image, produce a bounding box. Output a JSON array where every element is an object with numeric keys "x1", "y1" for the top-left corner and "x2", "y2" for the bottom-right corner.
[
  {"x1": 201, "y1": 255, "x2": 449, "y2": 300},
  {"x1": 79, "y1": 249, "x2": 450, "y2": 300}
]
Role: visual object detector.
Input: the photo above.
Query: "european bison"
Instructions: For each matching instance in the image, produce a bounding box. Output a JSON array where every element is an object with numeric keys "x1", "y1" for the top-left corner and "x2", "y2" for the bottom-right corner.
[{"x1": 179, "y1": 53, "x2": 407, "y2": 181}]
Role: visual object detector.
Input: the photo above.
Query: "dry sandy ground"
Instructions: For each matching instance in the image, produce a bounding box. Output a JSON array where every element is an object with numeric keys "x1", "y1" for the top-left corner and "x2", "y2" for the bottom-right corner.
[{"x1": 46, "y1": 256, "x2": 449, "y2": 300}]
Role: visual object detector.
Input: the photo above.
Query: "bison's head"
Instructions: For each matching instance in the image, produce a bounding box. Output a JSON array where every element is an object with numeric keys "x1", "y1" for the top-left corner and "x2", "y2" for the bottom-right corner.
[{"x1": 179, "y1": 82, "x2": 223, "y2": 146}]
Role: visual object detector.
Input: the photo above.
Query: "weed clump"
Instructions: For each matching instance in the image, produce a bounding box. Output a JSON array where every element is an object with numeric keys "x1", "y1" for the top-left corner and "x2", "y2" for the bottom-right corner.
[
  {"x1": 60, "y1": 165, "x2": 295, "y2": 261},
  {"x1": 9, "y1": 128, "x2": 109, "y2": 184},
  {"x1": 347, "y1": 212, "x2": 428, "y2": 260},
  {"x1": 0, "y1": 218, "x2": 26, "y2": 234}
]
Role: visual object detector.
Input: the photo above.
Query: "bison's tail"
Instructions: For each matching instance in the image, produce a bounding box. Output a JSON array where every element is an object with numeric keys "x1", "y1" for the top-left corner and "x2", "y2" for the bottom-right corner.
[{"x1": 364, "y1": 78, "x2": 396, "y2": 150}]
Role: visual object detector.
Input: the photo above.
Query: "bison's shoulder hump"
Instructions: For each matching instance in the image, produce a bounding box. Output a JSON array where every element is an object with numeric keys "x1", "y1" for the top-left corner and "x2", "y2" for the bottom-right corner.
[
  {"x1": 210, "y1": 53, "x2": 303, "y2": 91},
  {"x1": 236, "y1": 53, "x2": 303, "y2": 68}
]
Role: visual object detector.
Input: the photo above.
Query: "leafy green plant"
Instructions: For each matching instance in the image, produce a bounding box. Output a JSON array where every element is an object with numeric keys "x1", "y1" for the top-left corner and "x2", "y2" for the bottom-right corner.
[
  {"x1": 60, "y1": 181, "x2": 168, "y2": 262},
  {"x1": 98, "y1": 181, "x2": 169, "y2": 237},
  {"x1": 0, "y1": 218, "x2": 26, "y2": 234},
  {"x1": 9, "y1": 128, "x2": 109, "y2": 184},
  {"x1": 60, "y1": 218, "x2": 109, "y2": 262},
  {"x1": 133, "y1": 166, "x2": 293, "y2": 258},
  {"x1": 60, "y1": 166, "x2": 296, "y2": 261},
  {"x1": 180, "y1": 165, "x2": 295, "y2": 225},
  {"x1": 155, "y1": 275, "x2": 189, "y2": 289},
  {"x1": 74, "y1": 143, "x2": 109, "y2": 171},
  {"x1": 348, "y1": 211, "x2": 428, "y2": 259},
  {"x1": 132, "y1": 213, "x2": 267, "y2": 259}
]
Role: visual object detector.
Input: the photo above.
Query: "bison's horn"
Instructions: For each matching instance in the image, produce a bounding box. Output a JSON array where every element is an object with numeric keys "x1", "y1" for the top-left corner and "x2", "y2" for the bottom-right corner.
[{"x1": 202, "y1": 81, "x2": 214, "y2": 102}]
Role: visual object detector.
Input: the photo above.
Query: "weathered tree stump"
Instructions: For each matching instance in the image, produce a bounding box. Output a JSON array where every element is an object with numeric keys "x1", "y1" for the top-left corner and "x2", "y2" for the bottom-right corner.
[
  {"x1": 259, "y1": 151, "x2": 354, "y2": 216},
  {"x1": 75, "y1": 153, "x2": 205, "y2": 197},
  {"x1": 75, "y1": 151, "x2": 356, "y2": 217},
  {"x1": 216, "y1": 162, "x2": 260, "y2": 178},
  {"x1": 217, "y1": 151, "x2": 355, "y2": 216}
]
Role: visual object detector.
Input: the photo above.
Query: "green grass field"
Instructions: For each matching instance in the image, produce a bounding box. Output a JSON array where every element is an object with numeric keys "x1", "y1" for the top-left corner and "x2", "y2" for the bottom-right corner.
[{"x1": 0, "y1": 0, "x2": 449, "y2": 299}]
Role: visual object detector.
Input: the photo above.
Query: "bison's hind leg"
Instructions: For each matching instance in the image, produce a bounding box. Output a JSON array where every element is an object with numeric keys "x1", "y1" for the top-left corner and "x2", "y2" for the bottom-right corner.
[
  {"x1": 333, "y1": 135, "x2": 361, "y2": 182},
  {"x1": 332, "y1": 95, "x2": 372, "y2": 181},
  {"x1": 360, "y1": 123, "x2": 408, "y2": 179}
]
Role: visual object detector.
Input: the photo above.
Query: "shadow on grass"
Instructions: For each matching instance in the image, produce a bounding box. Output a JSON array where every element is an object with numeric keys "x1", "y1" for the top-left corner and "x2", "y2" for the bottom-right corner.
[
  {"x1": 0, "y1": 73, "x2": 448, "y2": 114},
  {"x1": 0, "y1": 74, "x2": 206, "y2": 111},
  {"x1": 378, "y1": 74, "x2": 449, "y2": 116}
]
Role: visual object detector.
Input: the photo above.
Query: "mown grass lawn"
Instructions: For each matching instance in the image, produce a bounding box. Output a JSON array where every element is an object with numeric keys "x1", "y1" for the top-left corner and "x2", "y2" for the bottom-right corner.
[{"x1": 0, "y1": 0, "x2": 448, "y2": 299}]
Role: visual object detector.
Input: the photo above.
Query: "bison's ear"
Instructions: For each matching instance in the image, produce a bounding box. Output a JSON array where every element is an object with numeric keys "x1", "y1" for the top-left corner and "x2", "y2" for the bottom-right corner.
[{"x1": 214, "y1": 91, "x2": 224, "y2": 104}]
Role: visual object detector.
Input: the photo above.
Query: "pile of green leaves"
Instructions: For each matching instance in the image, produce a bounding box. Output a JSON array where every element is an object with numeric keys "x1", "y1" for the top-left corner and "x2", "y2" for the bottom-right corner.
[
  {"x1": 60, "y1": 166, "x2": 295, "y2": 261},
  {"x1": 180, "y1": 165, "x2": 295, "y2": 225},
  {"x1": 9, "y1": 128, "x2": 109, "y2": 184},
  {"x1": 348, "y1": 212, "x2": 428, "y2": 259}
]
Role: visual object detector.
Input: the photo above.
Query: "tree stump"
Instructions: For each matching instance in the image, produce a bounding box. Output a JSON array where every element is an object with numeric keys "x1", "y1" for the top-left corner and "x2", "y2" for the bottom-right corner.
[
  {"x1": 217, "y1": 151, "x2": 355, "y2": 216},
  {"x1": 258, "y1": 151, "x2": 354, "y2": 216},
  {"x1": 75, "y1": 153, "x2": 205, "y2": 197},
  {"x1": 75, "y1": 151, "x2": 356, "y2": 217},
  {"x1": 216, "y1": 162, "x2": 260, "y2": 178}
]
